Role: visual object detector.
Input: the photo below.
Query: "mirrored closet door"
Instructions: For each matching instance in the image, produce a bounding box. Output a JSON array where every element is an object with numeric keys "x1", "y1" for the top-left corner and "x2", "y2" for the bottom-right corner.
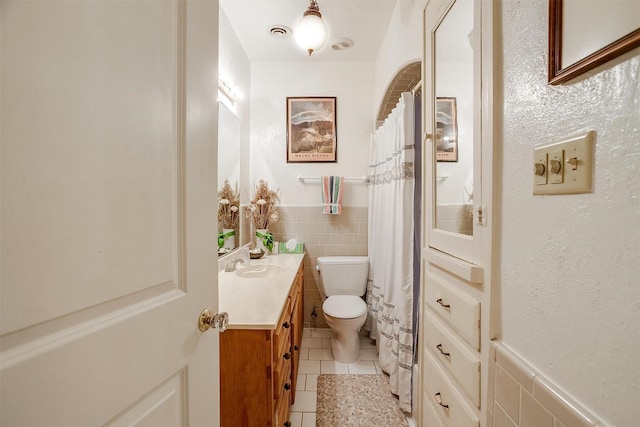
[{"x1": 419, "y1": 0, "x2": 495, "y2": 426}]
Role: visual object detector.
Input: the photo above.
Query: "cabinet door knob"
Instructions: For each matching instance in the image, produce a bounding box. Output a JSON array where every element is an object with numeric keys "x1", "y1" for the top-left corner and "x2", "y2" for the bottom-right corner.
[
  {"x1": 284, "y1": 383, "x2": 291, "y2": 391},
  {"x1": 284, "y1": 422, "x2": 291, "y2": 427},
  {"x1": 283, "y1": 321, "x2": 291, "y2": 329},
  {"x1": 294, "y1": 345, "x2": 299, "y2": 351},
  {"x1": 283, "y1": 352, "x2": 291, "y2": 360}
]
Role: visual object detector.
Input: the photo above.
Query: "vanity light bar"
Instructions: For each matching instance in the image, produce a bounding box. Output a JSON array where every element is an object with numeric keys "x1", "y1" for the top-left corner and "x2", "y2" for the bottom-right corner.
[{"x1": 218, "y1": 78, "x2": 242, "y2": 103}]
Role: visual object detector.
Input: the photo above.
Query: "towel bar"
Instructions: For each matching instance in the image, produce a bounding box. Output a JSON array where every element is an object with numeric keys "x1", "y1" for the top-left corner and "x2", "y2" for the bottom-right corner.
[{"x1": 297, "y1": 175, "x2": 369, "y2": 183}]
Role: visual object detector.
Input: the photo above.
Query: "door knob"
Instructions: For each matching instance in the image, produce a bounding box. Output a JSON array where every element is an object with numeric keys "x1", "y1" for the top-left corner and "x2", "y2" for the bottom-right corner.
[{"x1": 198, "y1": 309, "x2": 229, "y2": 332}]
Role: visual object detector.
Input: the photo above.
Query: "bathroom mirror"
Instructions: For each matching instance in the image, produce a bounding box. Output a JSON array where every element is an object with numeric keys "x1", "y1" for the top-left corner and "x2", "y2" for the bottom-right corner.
[
  {"x1": 434, "y1": 0, "x2": 474, "y2": 236},
  {"x1": 218, "y1": 102, "x2": 240, "y2": 193},
  {"x1": 218, "y1": 101, "x2": 241, "y2": 253}
]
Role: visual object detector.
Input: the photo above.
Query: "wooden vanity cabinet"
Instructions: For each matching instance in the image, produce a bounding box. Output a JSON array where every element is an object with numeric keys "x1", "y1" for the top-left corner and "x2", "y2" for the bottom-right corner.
[
  {"x1": 220, "y1": 263, "x2": 304, "y2": 427},
  {"x1": 289, "y1": 265, "x2": 304, "y2": 404}
]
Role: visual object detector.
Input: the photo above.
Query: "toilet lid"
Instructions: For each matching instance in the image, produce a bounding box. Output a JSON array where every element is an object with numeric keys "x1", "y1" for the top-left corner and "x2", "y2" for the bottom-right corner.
[{"x1": 323, "y1": 295, "x2": 367, "y2": 319}]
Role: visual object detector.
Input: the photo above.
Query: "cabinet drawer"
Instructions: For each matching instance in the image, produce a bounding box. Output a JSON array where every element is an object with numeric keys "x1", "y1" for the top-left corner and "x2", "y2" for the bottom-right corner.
[
  {"x1": 292, "y1": 265, "x2": 303, "y2": 291},
  {"x1": 425, "y1": 310, "x2": 480, "y2": 407},
  {"x1": 274, "y1": 299, "x2": 292, "y2": 356},
  {"x1": 290, "y1": 281, "x2": 301, "y2": 308},
  {"x1": 423, "y1": 351, "x2": 479, "y2": 427},
  {"x1": 275, "y1": 388, "x2": 291, "y2": 427},
  {"x1": 274, "y1": 352, "x2": 292, "y2": 400},
  {"x1": 422, "y1": 393, "x2": 446, "y2": 427},
  {"x1": 425, "y1": 272, "x2": 480, "y2": 349}
]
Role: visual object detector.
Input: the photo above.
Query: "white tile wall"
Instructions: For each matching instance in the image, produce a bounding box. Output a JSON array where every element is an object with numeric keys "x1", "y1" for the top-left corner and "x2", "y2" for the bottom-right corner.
[
  {"x1": 435, "y1": 204, "x2": 473, "y2": 235},
  {"x1": 490, "y1": 342, "x2": 605, "y2": 427}
]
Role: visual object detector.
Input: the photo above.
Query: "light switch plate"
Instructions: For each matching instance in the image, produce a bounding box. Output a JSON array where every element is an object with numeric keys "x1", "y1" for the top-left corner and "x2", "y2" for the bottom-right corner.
[{"x1": 533, "y1": 131, "x2": 594, "y2": 195}]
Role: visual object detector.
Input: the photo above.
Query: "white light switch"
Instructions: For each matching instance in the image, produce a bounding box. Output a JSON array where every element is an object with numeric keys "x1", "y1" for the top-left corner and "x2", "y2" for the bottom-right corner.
[{"x1": 533, "y1": 131, "x2": 594, "y2": 195}]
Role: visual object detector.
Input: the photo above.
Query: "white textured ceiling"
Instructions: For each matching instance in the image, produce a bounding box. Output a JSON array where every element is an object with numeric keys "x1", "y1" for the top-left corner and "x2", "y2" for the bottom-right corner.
[{"x1": 220, "y1": 0, "x2": 399, "y2": 62}]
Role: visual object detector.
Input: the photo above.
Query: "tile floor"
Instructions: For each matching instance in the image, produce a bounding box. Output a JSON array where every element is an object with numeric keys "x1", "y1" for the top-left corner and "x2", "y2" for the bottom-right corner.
[{"x1": 290, "y1": 328, "x2": 384, "y2": 427}]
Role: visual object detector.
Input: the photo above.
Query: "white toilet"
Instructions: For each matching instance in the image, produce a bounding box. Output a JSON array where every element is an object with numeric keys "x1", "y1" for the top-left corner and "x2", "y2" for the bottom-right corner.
[{"x1": 315, "y1": 256, "x2": 369, "y2": 363}]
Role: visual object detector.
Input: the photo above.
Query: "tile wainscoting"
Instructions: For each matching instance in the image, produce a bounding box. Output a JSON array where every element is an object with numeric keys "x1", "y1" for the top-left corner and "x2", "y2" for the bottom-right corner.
[
  {"x1": 436, "y1": 203, "x2": 473, "y2": 235},
  {"x1": 489, "y1": 341, "x2": 604, "y2": 427},
  {"x1": 261, "y1": 205, "x2": 368, "y2": 327}
]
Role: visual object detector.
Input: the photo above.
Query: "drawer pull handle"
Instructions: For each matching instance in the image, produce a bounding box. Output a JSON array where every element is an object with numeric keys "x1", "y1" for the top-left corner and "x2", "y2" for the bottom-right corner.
[
  {"x1": 283, "y1": 321, "x2": 291, "y2": 329},
  {"x1": 434, "y1": 392, "x2": 449, "y2": 409},
  {"x1": 283, "y1": 352, "x2": 291, "y2": 360},
  {"x1": 436, "y1": 344, "x2": 450, "y2": 358},
  {"x1": 436, "y1": 298, "x2": 451, "y2": 309},
  {"x1": 284, "y1": 383, "x2": 291, "y2": 391}
]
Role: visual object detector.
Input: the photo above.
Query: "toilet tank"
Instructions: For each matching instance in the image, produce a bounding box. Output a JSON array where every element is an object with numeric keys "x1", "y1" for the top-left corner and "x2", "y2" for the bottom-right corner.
[{"x1": 316, "y1": 256, "x2": 369, "y2": 297}]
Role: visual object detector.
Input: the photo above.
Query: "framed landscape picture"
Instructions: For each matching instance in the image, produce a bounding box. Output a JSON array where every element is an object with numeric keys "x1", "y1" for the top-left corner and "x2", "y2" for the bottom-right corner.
[
  {"x1": 435, "y1": 97, "x2": 458, "y2": 162},
  {"x1": 286, "y1": 97, "x2": 337, "y2": 163}
]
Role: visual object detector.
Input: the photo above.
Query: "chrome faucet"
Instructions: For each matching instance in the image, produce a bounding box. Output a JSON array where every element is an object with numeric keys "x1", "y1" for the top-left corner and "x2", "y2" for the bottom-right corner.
[
  {"x1": 224, "y1": 257, "x2": 245, "y2": 272},
  {"x1": 223, "y1": 247, "x2": 250, "y2": 272}
]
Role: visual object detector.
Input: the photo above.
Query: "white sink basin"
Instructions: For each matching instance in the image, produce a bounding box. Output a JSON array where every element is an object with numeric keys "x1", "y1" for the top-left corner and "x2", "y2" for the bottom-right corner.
[{"x1": 235, "y1": 264, "x2": 286, "y2": 279}]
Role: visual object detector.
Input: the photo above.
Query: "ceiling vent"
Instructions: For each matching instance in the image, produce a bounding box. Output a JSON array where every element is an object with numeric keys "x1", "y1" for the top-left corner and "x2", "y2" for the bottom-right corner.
[
  {"x1": 331, "y1": 38, "x2": 354, "y2": 51},
  {"x1": 268, "y1": 25, "x2": 292, "y2": 39}
]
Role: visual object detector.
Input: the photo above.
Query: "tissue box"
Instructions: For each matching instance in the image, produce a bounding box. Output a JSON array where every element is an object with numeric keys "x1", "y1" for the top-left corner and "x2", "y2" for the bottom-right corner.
[{"x1": 278, "y1": 241, "x2": 305, "y2": 254}]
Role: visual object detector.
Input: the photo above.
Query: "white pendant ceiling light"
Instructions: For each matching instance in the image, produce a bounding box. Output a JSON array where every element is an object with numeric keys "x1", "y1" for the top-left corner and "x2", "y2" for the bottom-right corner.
[{"x1": 294, "y1": 0, "x2": 328, "y2": 56}]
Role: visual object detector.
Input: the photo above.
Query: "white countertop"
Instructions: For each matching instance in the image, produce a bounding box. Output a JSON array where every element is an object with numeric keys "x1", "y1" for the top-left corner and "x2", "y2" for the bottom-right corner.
[{"x1": 218, "y1": 253, "x2": 305, "y2": 330}]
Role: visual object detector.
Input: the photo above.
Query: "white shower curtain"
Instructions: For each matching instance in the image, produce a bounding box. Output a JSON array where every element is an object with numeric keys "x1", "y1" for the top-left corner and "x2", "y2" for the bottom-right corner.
[{"x1": 366, "y1": 92, "x2": 414, "y2": 412}]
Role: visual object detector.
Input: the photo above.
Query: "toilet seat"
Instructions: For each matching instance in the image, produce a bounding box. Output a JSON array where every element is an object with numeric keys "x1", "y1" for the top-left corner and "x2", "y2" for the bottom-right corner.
[{"x1": 323, "y1": 295, "x2": 367, "y2": 319}]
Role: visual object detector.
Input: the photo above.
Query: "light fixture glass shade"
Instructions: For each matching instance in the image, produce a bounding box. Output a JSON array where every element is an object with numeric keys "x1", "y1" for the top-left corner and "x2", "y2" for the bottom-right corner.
[{"x1": 295, "y1": 9, "x2": 327, "y2": 55}]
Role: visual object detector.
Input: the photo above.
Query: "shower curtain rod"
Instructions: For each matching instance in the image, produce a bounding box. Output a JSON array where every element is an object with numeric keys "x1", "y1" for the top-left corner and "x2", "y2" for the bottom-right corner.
[
  {"x1": 297, "y1": 175, "x2": 369, "y2": 183},
  {"x1": 412, "y1": 80, "x2": 422, "y2": 95}
]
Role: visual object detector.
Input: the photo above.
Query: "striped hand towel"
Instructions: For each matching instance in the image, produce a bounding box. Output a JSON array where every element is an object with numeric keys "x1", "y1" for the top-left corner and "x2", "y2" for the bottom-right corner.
[{"x1": 321, "y1": 176, "x2": 344, "y2": 214}]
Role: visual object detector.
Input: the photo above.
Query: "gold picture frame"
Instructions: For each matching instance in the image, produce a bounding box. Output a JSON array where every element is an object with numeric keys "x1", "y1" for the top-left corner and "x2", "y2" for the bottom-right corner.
[{"x1": 286, "y1": 97, "x2": 337, "y2": 163}]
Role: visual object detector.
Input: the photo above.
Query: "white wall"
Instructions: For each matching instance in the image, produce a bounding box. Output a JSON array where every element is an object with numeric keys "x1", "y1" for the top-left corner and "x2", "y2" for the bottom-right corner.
[
  {"x1": 249, "y1": 61, "x2": 374, "y2": 206},
  {"x1": 244, "y1": 1, "x2": 424, "y2": 207},
  {"x1": 219, "y1": 8, "x2": 251, "y2": 203},
  {"x1": 498, "y1": 2, "x2": 640, "y2": 426},
  {"x1": 374, "y1": 0, "x2": 423, "y2": 114}
]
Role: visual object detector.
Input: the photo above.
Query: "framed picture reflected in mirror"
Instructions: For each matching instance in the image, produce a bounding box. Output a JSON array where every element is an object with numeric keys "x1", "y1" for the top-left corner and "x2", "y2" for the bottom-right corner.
[{"x1": 436, "y1": 97, "x2": 458, "y2": 162}]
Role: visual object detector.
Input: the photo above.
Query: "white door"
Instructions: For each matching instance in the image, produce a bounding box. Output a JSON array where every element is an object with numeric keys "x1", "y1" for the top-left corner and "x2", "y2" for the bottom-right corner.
[
  {"x1": 420, "y1": 0, "x2": 495, "y2": 425},
  {"x1": 1, "y1": 1, "x2": 221, "y2": 426}
]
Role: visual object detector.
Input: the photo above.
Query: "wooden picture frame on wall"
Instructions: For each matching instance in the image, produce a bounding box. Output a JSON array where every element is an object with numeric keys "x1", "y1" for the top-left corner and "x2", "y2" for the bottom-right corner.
[
  {"x1": 435, "y1": 97, "x2": 458, "y2": 162},
  {"x1": 286, "y1": 97, "x2": 337, "y2": 163},
  {"x1": 548, "y1": 0, "x2": 640, "y2": 85}
]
